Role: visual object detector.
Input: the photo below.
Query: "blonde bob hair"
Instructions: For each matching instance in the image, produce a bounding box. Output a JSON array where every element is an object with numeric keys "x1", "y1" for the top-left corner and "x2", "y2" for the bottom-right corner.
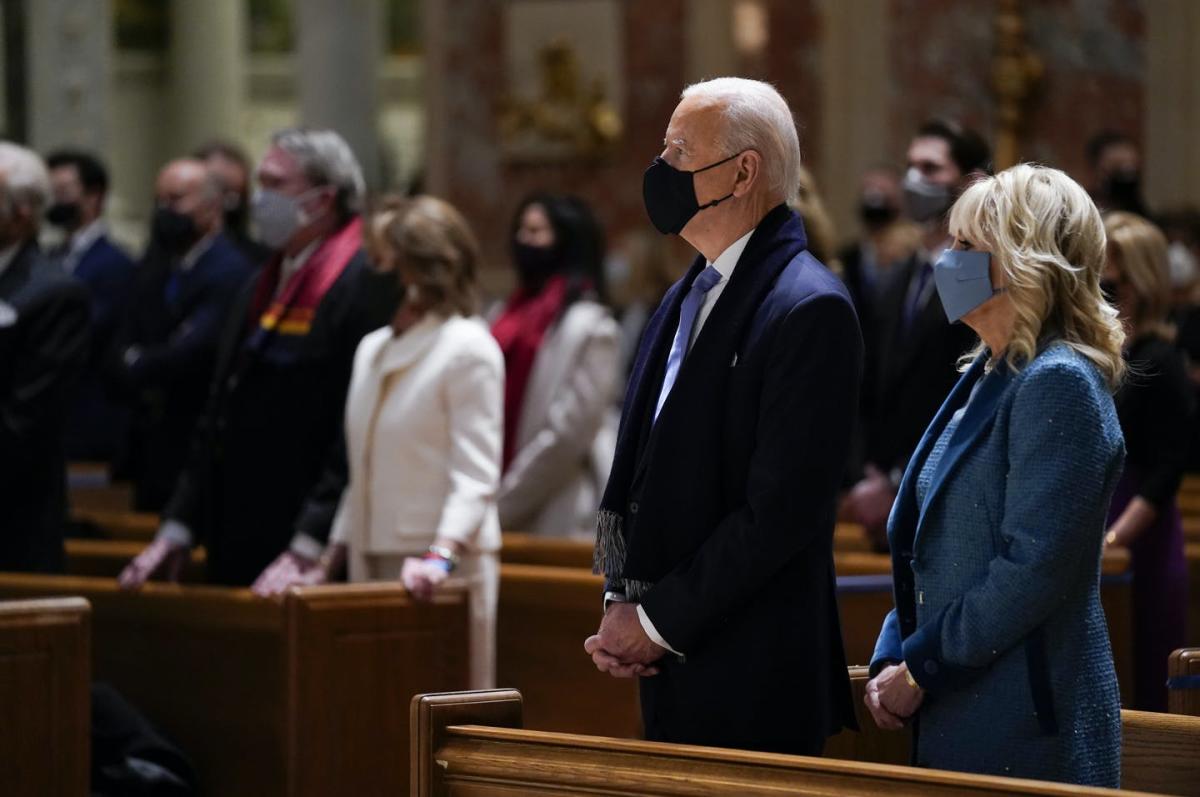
[
  {"x1": 369, "y1": 195, "x2": 481, "y2": 317},
  {"x1": 1103, "y1": 211, "x2": 1174, "y2": 341},
  {"x1": 948, "y1": 163, "x2": 1125, "y2": 389}
]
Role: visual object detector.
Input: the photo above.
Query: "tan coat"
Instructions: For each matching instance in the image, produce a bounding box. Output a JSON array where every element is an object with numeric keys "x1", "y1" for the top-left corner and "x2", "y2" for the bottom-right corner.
[{"x1": 497, "y1": 300, "x2": 620, "y2": 537}]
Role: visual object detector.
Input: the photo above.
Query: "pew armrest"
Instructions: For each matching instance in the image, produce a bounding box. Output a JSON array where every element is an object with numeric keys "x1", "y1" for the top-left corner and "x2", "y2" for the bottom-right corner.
[{"x1": 411, "y1": 689, "x2": 523, "y2": 797}]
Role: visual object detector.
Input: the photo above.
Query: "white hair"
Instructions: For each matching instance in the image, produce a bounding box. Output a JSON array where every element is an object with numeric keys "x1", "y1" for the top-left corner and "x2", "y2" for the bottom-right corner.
[
  {"x1": 0, "y1": 141, "x2": 50, "y2": 219},
  {"x1": 681, "y1": 77, "x2": 801, "y2": 204},
  {"x1": 271, "y1": 128, "x2": 365, "y2": 219}
]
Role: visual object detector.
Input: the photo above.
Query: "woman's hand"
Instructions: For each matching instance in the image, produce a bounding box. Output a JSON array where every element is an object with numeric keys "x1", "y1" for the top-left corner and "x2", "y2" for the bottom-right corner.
[
  {"x1": 401, "y1": 556, "x2": 450, "y2": 601},
  {"x1": 877, "y1": 662, "x2": 925, "y2": 719},
  {"x1": 864, "y1": 668, "x2": 907, "y2": 730}
]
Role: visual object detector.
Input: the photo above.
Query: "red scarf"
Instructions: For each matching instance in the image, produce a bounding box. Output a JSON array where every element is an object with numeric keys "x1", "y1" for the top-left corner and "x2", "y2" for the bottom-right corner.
[
  {"x1": 491, "y1": 275, "x2": 569, "y2": 470},
  {"x1": 247, "y1": 217, "x2": 363, "y2": 337}
]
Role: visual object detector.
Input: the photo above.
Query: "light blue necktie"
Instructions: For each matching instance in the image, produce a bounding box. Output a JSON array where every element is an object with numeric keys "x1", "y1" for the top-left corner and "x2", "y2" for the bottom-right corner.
[{"x1": 655, "y1": 265, "x2": 723, "y2": 420}]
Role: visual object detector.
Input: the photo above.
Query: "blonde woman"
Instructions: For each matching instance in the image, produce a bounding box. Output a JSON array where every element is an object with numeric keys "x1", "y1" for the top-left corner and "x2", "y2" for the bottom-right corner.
[
  {"x1": 315, "y1": 196, "x2": 502, "y2": 689},
  {"x1": 1102, "y1": 212, "x2": 1193, "y2": 712},
  {"x1": 864, "y1": 164, "x2": 1126, "y2": 787}
]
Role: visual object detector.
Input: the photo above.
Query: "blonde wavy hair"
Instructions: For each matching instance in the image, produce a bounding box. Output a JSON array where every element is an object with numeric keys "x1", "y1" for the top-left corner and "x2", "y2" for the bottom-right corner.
[
  {"x1": 948, "y1": 163, "x2": 1125, "y2": 389},
  {"x1": 1103, "y1": 211, "x2": 1174, "y2": 341}
]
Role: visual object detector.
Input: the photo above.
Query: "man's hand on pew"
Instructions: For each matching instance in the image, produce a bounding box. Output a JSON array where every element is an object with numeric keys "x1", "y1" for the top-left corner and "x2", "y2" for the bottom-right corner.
[
  {"x1": 251, "y1": 551, "x2": 327, "y2": 597},
  {"x1": 864, "y1": 664, "x2": 924, "y2": 731},
  {"x1": 583, "y1": 603, "x2": 665, "y2": 678},
  {"x1": 118, "y1": 538, "x2": 189, "y2": 590}
]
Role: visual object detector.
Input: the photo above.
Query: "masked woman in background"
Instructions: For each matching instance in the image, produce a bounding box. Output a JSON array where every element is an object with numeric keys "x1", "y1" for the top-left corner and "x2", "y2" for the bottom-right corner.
[{"x1": 491, "y1": 193, "x2": 620, "y2": 537}]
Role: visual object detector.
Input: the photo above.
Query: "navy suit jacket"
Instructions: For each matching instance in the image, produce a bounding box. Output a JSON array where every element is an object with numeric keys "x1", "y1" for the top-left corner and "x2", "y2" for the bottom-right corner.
[
  {"x1": 0, "y1": 243, "x2": 90, "y2": 570},
  {"x1": 595, "y1": 205, "x2": 862, "y2": 753},
  {"x1": 117, "y1": 232, "x2": 256, "y2": 510},
  {"x1": 64, "y1": 233, "x2": 136, "y2": 460}
]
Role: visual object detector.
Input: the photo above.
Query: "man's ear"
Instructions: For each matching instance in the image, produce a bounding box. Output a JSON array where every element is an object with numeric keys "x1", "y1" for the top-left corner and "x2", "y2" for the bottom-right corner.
[{"x1": 732, "y1": 150, "x2": 761, "y2": 197}]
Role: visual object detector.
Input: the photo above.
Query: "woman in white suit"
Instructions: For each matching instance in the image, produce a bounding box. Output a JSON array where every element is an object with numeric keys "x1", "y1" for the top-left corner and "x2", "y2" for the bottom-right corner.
[
  {"x1": 492, "y1": 194, "x2": 620, "y2": 537},
  {"x1": 317, "y1": 195, "x2": 503, "y2": 689}
]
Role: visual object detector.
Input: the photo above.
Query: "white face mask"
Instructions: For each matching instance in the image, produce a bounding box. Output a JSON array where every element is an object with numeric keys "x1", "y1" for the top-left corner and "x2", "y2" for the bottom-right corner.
[
  {"x1": 902, "y1": 167, "x2": 952, "y2": 224},
  {"x1": 1168, "y1": 241, "x2": 1198, "y2": 289},
  {"x1": 250, "y1": 187, "x2": 326, "y2": 251}
]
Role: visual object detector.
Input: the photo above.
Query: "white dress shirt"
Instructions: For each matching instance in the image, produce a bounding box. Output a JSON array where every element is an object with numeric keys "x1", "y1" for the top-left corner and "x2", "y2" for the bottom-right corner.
[
  {"x1": 636, "y1": 226, "x2": 757, "y2": 656},
  {"x1": 61, "y1": 219, "x2": 106, "y2": 274}
]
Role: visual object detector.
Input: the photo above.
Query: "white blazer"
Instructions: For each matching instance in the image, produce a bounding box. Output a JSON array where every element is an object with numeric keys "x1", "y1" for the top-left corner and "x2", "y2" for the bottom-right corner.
[
  {"x1": 497, "y1": 299, "x2": 620, "y2": 536},
  {"x1": 330, "y1": 314, "x2": 504, "y2": 555}
]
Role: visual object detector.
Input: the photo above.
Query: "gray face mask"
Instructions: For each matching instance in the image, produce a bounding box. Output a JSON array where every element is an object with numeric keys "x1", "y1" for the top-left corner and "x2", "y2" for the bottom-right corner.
[
  {"x1": 251, "y1": 187, "x2": 324, "y2": 251},
  {"x1": 903, "y1": 167, "x2": 952, "y2": 224}
]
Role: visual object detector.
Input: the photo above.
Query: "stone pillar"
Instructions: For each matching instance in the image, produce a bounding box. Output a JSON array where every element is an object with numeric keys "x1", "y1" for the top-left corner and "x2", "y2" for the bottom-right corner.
[
  {"x1": 25, "y1": 0, "x2": 113, "y2": 153},
  {"x1": 420, "y1": 0, "x2": 449, "y2": 196},
  {"x1": 169, "y1": 0, "x2": 244, "y2": 153},
  {"x1": 685, "y1": 0, "x2": 736, "y2": 84},
  {"x1": 817, "y1": 0, "x2": 889, "y2": 238},
  {"x1": 296, "y1": 0, "x2": 382, "y2": 189},
  {"x1": 1146, "y1": 0, "x2": 1200, "y2": 210}
]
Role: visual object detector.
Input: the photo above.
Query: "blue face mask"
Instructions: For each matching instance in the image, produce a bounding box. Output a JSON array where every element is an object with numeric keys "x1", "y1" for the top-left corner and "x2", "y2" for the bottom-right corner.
[{"x1": 932, "y1": 249, "x2": 1003, "y2": 323}]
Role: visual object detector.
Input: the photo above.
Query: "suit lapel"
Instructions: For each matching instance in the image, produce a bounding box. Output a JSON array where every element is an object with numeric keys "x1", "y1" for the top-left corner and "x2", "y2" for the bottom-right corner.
[
  {"x1": 915, "y1": 356, "x2": 1016, "y2": 540},
  {"x1": 890, "y1": 353, "x2": 987, "y2": 551},
  {"x1": 652, "y1": 205, "x2": 806, "y2": 428}
]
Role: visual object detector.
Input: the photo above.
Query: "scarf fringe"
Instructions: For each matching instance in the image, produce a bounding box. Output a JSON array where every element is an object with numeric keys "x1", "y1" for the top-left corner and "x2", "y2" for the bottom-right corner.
[
  {"x1": 593, "y1": 509, "x2": 625, "y2": 576},
  {"x1": 593, "y1": 509, "x2": 654, "y2": 600}
]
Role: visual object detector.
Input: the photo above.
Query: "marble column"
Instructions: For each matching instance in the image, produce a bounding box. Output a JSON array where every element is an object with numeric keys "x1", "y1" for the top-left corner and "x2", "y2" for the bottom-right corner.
[
  {"x1": 817, "y1": 0, "x2": 889, "y2": 238},
  {"x1": 296, "y1": 0, "x2": 382, "y2": 190},
  {"x1": 25, "y1": 0, "x2": 112, "y2": 153},
  {"x1": 1146, "y1": 0, "x2": 1200, "y2": 210},
  {"x1": 169, "y1": 0, "x2": 245, "y2": 153},
  {"x1": 685, "y1": 0, "x2": 736, "y2": 84}
]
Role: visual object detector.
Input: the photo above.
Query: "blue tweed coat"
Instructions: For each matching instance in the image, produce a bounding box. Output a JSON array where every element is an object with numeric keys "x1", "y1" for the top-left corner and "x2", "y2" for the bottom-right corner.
[{"x1": 870, "y1": 341, "x2": 1125, "y2": 787}]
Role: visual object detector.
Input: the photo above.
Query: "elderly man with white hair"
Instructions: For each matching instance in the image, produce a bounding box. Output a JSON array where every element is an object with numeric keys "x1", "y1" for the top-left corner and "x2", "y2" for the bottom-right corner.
[
  {"x1": 0, "y1": 142, "x2": 90, "y2": 572},
  {"x1": 120, "y1": 128, "x2": 396, "y2": 589},
  {"x1": 585, "y1": 78, "x2": 862, "y2": 754}
]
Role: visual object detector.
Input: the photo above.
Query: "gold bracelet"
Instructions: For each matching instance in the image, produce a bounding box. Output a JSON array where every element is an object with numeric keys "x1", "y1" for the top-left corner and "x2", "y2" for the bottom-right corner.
[{"x1": 904, "y1": 668, "x2": 919, "y2": 689}]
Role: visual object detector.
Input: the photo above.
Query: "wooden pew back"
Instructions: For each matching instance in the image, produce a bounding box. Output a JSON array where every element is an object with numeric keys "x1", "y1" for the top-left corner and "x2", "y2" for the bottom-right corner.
[
  {"x1": 0, "y1": 574, "x2": 469, "y2": 797},
  {"x1": 0, "y1": 597, "x2": 90, "y2": 797},
  {"x1": 412, "y1": 689, "x2": 1200, "y2": 796},
  {"x1": 1170, "y1": 647, "x2": 1200, "y2": 717}
]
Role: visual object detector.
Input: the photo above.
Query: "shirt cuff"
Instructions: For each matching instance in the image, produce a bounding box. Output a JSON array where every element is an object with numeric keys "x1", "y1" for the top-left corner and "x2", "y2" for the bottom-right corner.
[
  {"x1": 156, "y1": 519, "x2": 193, "y2": 548},
  {"x1": 289, "y1": 533, "x2": 324, "y2": 561},
  {"x1": 603, "y1": 590, "x2": 626, "y2": 611},
  {"x1": 637, "y1": 603, "x2": 682, "y2": 656}
]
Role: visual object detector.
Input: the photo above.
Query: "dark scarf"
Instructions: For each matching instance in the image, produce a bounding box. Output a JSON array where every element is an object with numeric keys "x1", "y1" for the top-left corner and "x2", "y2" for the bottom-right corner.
[{"x1": 592, "y1": 205, "x2": 808, "y2": 598}]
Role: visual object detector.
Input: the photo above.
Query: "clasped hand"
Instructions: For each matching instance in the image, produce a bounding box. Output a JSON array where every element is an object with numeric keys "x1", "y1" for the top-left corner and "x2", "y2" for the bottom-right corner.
[
  {"x1": 583, "y1": 602, "x2": 666, "y2": 678},
  {"x1": 864, "y1": 663, "x2": 925, "y2": 730}
]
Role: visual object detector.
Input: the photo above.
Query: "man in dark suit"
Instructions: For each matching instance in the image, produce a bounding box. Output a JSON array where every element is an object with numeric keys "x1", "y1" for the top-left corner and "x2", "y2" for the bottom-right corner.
[
  {"x1": 584, "y1": 78, "x2": 862, "y2": 755},
  {"x1": 119, "y1": 129, "x2": 396, "y2": 589},
  {"x1": 0, "y1": 142, "x2": 90, "y2": 572},
  {"x1": 112, "y1": 158, "x2": 255, "y2": 511},
  {"x1": 844, "y1": 120, "x2": 989, "y2": 548},
  {"x1": 45, "y1": 150, "x2": 137, "y2": 462}
]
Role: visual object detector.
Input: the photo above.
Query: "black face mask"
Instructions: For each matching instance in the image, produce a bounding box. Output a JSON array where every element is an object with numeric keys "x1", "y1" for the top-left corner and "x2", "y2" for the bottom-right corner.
[
  {"x1": 1104, "y1": 170, "x2": 1144, "y2": 213},
  {"x1": 45, "y1": 201, "x2": 81, "y2": 229},
  {"x1": 642, "y1": 152, "x2": 741, "y2": 235},
  {"x1": 859, "y1": 195, "x2": 898, "y2": 229},
  {"x1": 152, "y1": 207, "x2": 198, "y2": 254},
  {"x1": 512, "y1": 241, "x2": 561, "y2": 285}
]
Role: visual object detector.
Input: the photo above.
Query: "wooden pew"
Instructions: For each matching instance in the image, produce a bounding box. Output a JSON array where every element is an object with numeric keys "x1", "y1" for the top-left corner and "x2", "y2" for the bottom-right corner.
[
  {"x1": 67, "y1": 462, "x2": 134, "y2": 512},
  {"x1": 0, "y1": 597, "x2": 90, "y2": 797},
  {"x1": 0, "y1": 574, "x2": 468, "y2": 797},
  {"x1": 65, "y1": 538, "x2": 207, "y2": 582},
  {"x1": 1169, "y1": 647, "x2": 1200, "y2": 716},
  {"x1": 1189, "y1": 542, "x2": 1200, "y2": 646},
  {"x1": 495, "y1": 557, "x2": 1134, "y2": 741},
  {"x1": 411, "y1": 687, "x2": 1200, "y2": 796},
  {"x1": 69, "y1": 507, "x2": 157, "y2": 541}
]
